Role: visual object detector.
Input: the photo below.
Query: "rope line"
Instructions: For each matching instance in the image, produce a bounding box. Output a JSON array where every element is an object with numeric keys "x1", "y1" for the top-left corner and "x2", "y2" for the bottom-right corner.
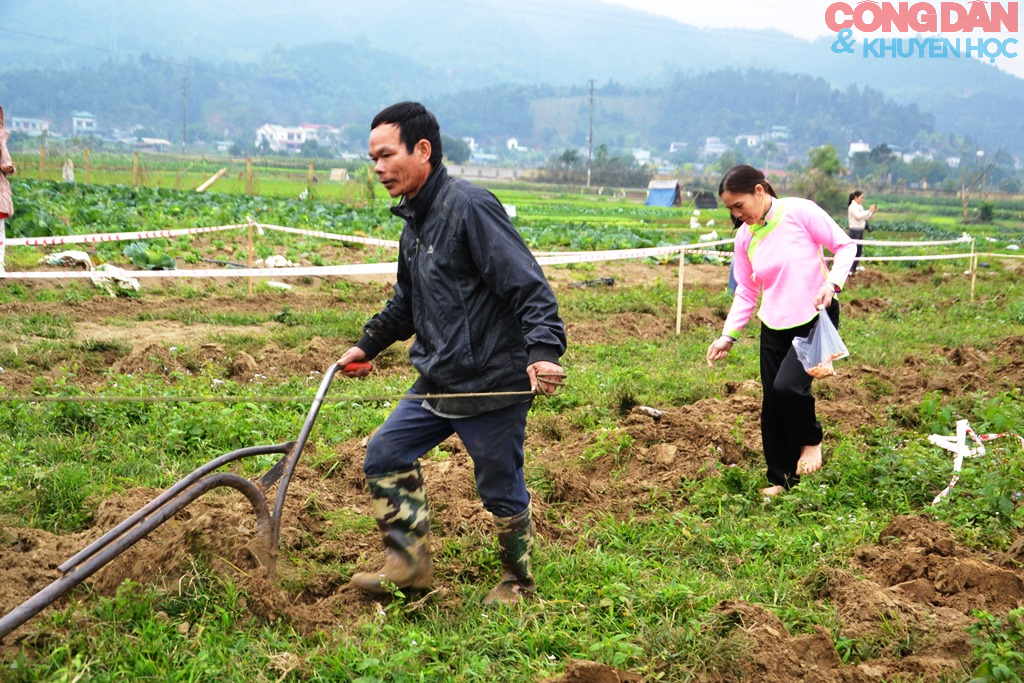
[{"x1": 0, "y1": 390, "x2": 542, "y2": 405}]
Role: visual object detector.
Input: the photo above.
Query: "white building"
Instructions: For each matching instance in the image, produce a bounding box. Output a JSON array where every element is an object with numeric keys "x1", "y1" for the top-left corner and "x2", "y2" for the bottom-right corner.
[
  {"x1": 632, "y1": 148, "x2": 651, "y2": 165},
  {"x1": 71, "y1": 111, "x2": 97, "y2": 135},
  {"x1": 10, "y1": 116, "x2": 50, "y2": 136},
  {"x1": 902, "y1": 151, "x2": 933, "y2": 163},
  {"x1": 136, "y1": 138, "x2": 172, "y2": 152},
  {"x1": 255, "y1": 123, "x2": 341, "y2": 153},
  {"x1": 702, "y1": 137, "x2": 729, "y2": 158},
  {"x1": 848, "y1": 140, "x2": 871, "y2": 157}
]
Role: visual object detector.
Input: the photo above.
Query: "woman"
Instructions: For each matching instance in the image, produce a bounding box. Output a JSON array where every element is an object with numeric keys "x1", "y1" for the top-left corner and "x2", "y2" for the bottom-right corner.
[
  {"x1": 706, "y1": 165, "x2": 856, "y2": 497},
  {"x1": 0, "y1": 105, "x2": 14, "y2": 273},
  {"x1": 847, "y1": 190, "x2": 876, "y2": 273}
]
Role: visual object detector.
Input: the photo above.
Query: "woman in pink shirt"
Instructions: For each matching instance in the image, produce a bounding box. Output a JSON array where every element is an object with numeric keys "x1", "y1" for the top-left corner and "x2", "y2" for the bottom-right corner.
[
  {"x1": 0, "y1": 106, "x2": 14, "y2": 273},
  {"x1": 706, "y1": 165, "x2": 856, "y2": 497}
]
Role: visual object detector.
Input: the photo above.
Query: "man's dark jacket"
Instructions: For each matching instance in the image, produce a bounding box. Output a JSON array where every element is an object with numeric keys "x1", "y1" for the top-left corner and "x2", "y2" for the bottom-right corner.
[{"x1": 356, "y1": 164, "x2": 566, "y2": 412}]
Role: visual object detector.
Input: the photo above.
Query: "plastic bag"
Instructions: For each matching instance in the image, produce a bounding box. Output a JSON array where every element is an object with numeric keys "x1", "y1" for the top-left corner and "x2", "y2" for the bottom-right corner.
[{"x1": 792, "y1": 309, "x2": 849, "y2": 378}]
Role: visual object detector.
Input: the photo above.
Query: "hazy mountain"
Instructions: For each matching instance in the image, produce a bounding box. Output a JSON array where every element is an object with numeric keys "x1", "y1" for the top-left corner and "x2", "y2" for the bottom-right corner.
[{"x1": 1, "y1": 0, "x2": 1020, "y2": 155}]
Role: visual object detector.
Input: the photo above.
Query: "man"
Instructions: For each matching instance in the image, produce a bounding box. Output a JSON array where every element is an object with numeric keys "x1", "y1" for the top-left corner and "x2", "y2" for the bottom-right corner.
[{"x1": 336, "y1": 102, "x2": 566, "y2": 606}]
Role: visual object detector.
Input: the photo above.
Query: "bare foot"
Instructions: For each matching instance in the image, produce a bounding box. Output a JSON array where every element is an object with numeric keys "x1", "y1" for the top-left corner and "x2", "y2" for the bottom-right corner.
[
  {"x1": 796, "y1": 444, "x2": 823, "y2": 475},
  {"x1": 760, "y1": 485, "x2": 785, "y2": 498}
]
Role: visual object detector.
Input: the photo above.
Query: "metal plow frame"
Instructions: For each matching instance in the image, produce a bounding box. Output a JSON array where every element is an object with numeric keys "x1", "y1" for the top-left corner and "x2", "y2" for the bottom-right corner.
[{"x1": 0, "y1": 364, "x2": 341, "y2": 641}]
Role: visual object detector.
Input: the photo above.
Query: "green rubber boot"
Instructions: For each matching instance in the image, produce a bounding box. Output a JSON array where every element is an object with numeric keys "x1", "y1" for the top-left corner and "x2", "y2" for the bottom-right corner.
[
  {"x1": 483, "y1": 502, "x2": 536, "y2": 606},
  {"x1": 350, "y1": 465, "x2": 434, "y2": 594}
]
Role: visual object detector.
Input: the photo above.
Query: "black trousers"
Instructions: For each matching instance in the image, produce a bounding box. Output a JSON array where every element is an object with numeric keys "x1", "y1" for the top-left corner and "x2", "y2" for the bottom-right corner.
[
  {"x1": 759, "y1": 300, "x2": 840, "y2": 488},
  {"x1": 848, "y1": 228, "x2": 865, "y2": 271}
]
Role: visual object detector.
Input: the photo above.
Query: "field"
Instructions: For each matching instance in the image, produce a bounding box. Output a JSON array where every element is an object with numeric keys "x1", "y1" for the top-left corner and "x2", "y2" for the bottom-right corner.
[{"x1": 1, "y1": 174, "x2": 1024, "y2": 682}]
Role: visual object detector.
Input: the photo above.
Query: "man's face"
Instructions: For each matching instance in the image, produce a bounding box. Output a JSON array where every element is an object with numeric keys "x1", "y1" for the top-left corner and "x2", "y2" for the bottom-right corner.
[{"x1": 368, "y1": 123, "x2": 432, "y2": 198}]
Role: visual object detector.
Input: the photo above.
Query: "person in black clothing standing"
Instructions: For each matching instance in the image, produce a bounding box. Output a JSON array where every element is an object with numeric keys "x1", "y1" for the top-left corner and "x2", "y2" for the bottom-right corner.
[{"x1": 336, "y1": 102, "x2": 566, "y2": 606}]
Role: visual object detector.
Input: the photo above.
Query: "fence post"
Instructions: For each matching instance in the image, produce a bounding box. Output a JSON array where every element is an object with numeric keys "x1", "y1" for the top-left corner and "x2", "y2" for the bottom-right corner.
[
  {"x1": 246, "y1": 158, "x2": 254, "y2": 196},
  {"x1": 307, "y1": 161, "x2": 315, "y2": 196},
  {"x1": 39, "y1": 145, "x2": 45, "y2": 181},
  {"x1": 247, "y1": 221, "x2": 255, "y2": 296},
  {"x1": 83, "y1": 148, "x2": 91, "y2": 184},
  {"x1": 675, "y1": 247, "x2": 685, "y2": 335},
  {"x1": 132, "y1": 152, "x2": 140, "y2": 186},
  {"x1": 969, "y1": 237, "x2": 978, "y2": 301}
]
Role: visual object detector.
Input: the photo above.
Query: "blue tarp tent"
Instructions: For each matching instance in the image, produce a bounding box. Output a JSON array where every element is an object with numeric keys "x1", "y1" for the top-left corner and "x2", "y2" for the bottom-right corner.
[{"x1": 645, "y1": 179, "x2": 682, "y2": 207}]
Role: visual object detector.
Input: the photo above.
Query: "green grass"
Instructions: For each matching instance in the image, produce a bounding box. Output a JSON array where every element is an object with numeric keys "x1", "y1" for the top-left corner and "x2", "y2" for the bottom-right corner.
[
  {"x1": 2, "y1": 177, "x2": 1024, "y2": 681},
  {"x1": 2, "y1": 260, "x2": 1021, "y2": 679}
]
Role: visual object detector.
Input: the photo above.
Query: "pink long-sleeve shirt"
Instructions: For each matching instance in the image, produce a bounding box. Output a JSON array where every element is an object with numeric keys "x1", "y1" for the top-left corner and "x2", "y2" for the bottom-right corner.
[
  {"x1": 0, "y1": 117, "x2": 14, "y2": 219},
  {"x1": 723, "y1": 196, "x2": 856, "y2": 338}
]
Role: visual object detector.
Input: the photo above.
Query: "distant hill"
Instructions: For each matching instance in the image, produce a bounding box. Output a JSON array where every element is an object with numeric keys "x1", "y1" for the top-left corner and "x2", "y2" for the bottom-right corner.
[{"x1": 1, "y1": 0, "x2": 1021, "y2": 155}]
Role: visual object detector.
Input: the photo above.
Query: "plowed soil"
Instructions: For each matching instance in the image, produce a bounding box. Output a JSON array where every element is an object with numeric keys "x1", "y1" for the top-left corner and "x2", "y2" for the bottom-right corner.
[{"x1": 2, "y1": 262, "x2": 1024, "y2": 682}]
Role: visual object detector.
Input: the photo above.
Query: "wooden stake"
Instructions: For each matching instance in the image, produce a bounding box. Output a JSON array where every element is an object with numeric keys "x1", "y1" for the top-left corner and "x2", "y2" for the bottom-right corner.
[
  {"x1": 246, "y1": 158, "x2": 254, "y2": 196},
  {"x1": 196, "y1": 168, "x2": 227, "y2": 192},
  {"x1": 969, "y1": 238, "x2": 978, "y2": 301},
  {"x1": 39, "y1": 145, "x2": 45, "y2": 181},
  {"x1": 675, "y1": 248, "x2": 685, "y2": 335},
  {"x1": 247, "y1": 222, "x2": 254, "y2": 297},
  {"x1": 83, "y1": 148, "x2": 90, "y2": 184}
]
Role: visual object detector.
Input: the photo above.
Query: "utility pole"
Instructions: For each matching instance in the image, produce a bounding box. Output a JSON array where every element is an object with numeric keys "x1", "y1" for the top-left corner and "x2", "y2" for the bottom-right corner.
[
  {"x1": 181, "y1": 77, "x2": 188, "y2": 155},
  {"x1": 587, "y1": 79, "x2": 594, "y2": 188}
]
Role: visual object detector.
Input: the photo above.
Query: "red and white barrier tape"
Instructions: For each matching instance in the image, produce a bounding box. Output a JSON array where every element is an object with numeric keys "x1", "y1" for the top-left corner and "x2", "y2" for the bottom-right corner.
[
  {"x1": 848, "y1": 253, "x2": 975, "y2": 262},
  {"x1": 534, "y1": 239, "x2": 736, "y2": 265},
  {"x1": 855, "y1": 234, "x2": 973, "y2": 248},
  {"x1": 930, "y1": 419, "x2": 1024, "y2": 505},
  {"x1": 6, "y1": 223, "x2": 248, "y2": 247},
  {"x1": 531, "y1": 238, "x2": 735, "y2": 258},
  {"x1": 978, "y1": 251, "x2": 1024, "y2": 260},
  {"x1": 0, "y1": 226, "x2": 1003, "y2": 280},
  {"x1": 257, "y1": 223, "x2": 400, "y2": 248},
  {"x1": 0, "y1": 262, "x2": 397, "y2": 280}
]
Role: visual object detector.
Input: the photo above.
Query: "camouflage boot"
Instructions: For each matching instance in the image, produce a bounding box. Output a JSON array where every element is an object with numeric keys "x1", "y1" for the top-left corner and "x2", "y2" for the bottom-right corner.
[
  {"x1": 483, "y1": 502, "x2": 536, "y2": 606},
  {"x1": 350, "y1": 464, "x2": 434, "y2": 595}
]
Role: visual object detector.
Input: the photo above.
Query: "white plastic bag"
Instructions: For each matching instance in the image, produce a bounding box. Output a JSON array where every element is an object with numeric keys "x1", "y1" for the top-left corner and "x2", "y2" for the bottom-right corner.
[{"x1": 792, "y1": 309, "x2": 849, "y2": 378}]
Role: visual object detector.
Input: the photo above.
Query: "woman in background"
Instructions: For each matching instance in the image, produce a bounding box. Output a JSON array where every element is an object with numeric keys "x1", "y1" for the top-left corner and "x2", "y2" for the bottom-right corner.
[
  {"x1": 706, "y1": 165, "x2": 856, "y2": 497},
  {"x1": 847, "y1": 190, "x2": 876, "y2": 273}
]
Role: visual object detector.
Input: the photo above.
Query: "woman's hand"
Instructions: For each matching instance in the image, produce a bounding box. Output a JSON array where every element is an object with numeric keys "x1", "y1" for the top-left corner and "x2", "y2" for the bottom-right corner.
[
  {"x1": 813, "y1": 284, "x2": 836, "y2": 310},
  {"x1": 706, "y1": 336, "x2": 734, "y2": 367}
]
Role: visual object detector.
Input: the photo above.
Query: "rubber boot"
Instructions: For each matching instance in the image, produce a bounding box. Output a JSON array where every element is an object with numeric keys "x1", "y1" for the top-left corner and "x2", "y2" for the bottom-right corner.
[
  {"x1": 350, "y1": 465, "x2": 434, "y2": 595},
  {"x1": 483, "y1": 503, "x2": 535, "y2": 606}
]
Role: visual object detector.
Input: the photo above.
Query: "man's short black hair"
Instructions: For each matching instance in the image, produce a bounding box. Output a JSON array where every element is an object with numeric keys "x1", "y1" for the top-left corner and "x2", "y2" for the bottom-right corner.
[{"x1": 371, "y1": 102, "x2": 443, "y2": 167}]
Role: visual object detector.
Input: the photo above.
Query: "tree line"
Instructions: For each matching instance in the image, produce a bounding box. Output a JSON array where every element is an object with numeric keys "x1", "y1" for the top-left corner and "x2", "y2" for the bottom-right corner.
[{"x1": 1, "y1": 47, "x2": 943, "y2": 164}]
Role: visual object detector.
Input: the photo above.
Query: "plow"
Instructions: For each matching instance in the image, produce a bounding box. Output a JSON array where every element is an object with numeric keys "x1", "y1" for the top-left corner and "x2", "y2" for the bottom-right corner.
[
  {"x1": 0, "y1": 364, "x2": 564, "y2": 641},
  {"x1": 0, "y1": 364, "x2": 346, "y2": 642}
]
